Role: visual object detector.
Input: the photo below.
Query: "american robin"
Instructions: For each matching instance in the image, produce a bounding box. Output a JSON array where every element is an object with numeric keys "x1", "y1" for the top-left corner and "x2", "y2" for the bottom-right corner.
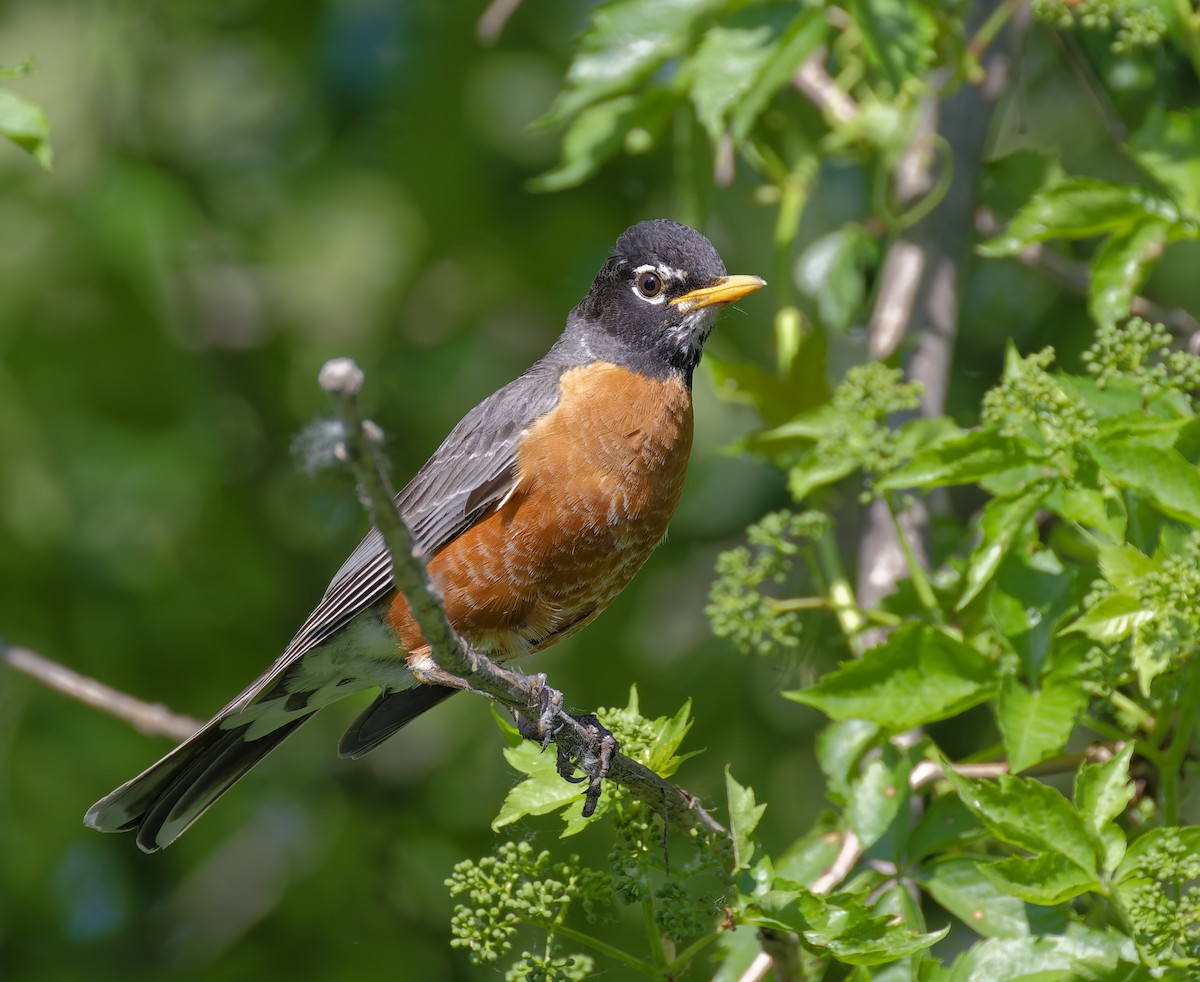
[{"x1": 85, "y1": 219, "x2": 765, "y2": 852}]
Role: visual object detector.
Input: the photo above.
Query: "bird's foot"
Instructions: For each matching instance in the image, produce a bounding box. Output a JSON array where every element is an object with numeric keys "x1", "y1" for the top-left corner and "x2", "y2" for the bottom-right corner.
[
  {"x1": 554, "y1": 713, "x2": 618, "y2": 818},
  {"x1": 513, "y1": 673, "x2": 563, "y2": 749}
]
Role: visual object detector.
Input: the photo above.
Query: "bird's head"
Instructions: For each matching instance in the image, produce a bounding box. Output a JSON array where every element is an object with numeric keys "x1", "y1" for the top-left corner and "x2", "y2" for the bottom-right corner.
[{"x1": 572, "y1": 220, "x2": 766, "y2": 380}]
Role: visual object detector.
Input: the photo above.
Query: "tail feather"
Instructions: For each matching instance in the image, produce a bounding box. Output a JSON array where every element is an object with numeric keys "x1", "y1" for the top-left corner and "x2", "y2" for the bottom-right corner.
[
  {"x1": 338, "y1": 684, "x2": 458, "y2": 759},
  {"x1": 86, "y1": 714, "x2": 314, "y2": 853}
]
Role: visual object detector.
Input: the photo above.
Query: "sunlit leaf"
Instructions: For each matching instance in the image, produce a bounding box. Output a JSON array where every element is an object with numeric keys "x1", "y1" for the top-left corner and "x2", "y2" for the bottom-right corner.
[
  {"x1": 1088, "y1": 216, "x2": 1170, "y2": 329},
  {"x1": 786, "y1": 624, "x2": 1000, "y2": 730},
  {"x1": 978, "y1": 178, "x2": 1176, "y2": 255},
  {"x1": 1128, "y1": 106, "x2": 1200, "y2": 217},
  {"x1": 0, "y1": 88, "x2": 52, "y2": 170},
  {"x1": 997, "y1": 675, "x2": 1087, "y2": 774},
  {"x1": 1087, "y1": 440, "x2": 1200, "y2": 528}
]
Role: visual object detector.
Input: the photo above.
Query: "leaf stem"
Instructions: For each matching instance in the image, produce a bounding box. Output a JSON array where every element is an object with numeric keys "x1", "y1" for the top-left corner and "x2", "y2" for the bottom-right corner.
[
  {"x1": 885, "y1": 493, "x2": 940, "y2": 618},
  {"x1": 551, "y1": 923, "x2": 659, "y2": 978},
  {"x1": 816, "y1": 527, "x2": 867, "y2": 649},
  {"x1": 1158, "y1": 660, "x2": 1200, "y2": 826},
  {"x1": 667, "y1": 928, "x2": 722, "y2": 974},
  {"x1": 642, "y1": 896, "x2": 670, "y2": 974}
]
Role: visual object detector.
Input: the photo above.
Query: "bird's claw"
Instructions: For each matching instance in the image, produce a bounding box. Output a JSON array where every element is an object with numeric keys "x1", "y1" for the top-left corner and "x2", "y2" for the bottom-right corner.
[{"x1": 555, "y1": 713, "x2": 618, "y2": 818}]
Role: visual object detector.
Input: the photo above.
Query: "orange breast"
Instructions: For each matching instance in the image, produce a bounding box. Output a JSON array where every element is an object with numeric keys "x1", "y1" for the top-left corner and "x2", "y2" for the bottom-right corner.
[{"x1": 387, "y1": 362, "x2": 693, "y2": 661}]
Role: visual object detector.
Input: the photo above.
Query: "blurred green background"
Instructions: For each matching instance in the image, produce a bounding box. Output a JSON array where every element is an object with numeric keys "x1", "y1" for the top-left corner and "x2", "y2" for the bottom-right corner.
[
  {"x1": 6, "y1": 1, "x2": 1198, "y2": 979},
  {"x1": 0, "y1": 2, "x2": 793, "y2": 979}
]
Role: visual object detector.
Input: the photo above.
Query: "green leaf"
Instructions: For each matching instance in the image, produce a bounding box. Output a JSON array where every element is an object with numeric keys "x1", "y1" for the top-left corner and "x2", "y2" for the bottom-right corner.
[
  {"x1": 1044, "y1": 483, "x2": 1127, "y2": 542},
  {"x1": 1086, "y1": 440, "x2": 1200, "y2": 528},
  {"x1": 492, "y1": 741, "x2": 585, "y2": 831},
  {"x1": 538, "y1": 0, "x2": 726, "y2": 127},
  {"x1": 846, "y1": 754, "x2": 908, "y2": 850},
  {"x1": 1088, "y1": 217, "x2": 1171, "y2": 329},
  {"x1": 0, "y1": 88, "x2": 52, "y2": 170},
  {"x1": 943, "y1": 769, "x2": 1096, "y2": 875},
  {"x1": 991, "y1": 547, "x2": 1075, "y2": 677},
  {"x1": 761, "y1": 887, "x2": 948, "y2": 966},
  {"x1": 684, "y1": 26, "x2": 773, "y2": 147},
  {"x1": 744, "y1": 405, "x2": 841, "y2": 449},
  {"x1": 786, "y1": 624, "x2": 1000, "y2": 731},
  {"x1": 642, "y1": 696, "x2": 695, "y2": 777},
  {"x1": 773, "y1": 812, "x2": 847, "y2": 884},
  {"x1": 1128, "y1": 106, "x2": 1200, "y2": 217},
  {"x1": 794, "y1": 224, "x2": 873, "y2": 333},
  {"x1": 1063, "y1": 592, "x2": 1154, "y2": 644},
  {"x1": 958, "y1": 490, "x2": 1046, "y2": 610},
  {"x1": 730, "y1": 10, "x2": 826, "y2": 142},
  {"x1": 529, "y1": 95, "x2": 645, "y2": 192},
  {"x1": 727, "y1": 767, "x2": 767, "y2": 872},
  {"x1": 845, "y1": 0, "x2": 937, "y2": 93},
  {"x1": 920, "y1": 857, "x2": 1044, "y2": 938},
  {"x1": 1075, "y1": 744, "x2": 1135, "y2": 875},
  {"x1": 997, "y1": 674, "x2": 1087, "y2": 774},
  {"x1": 979, "y1": 178, "x2": 1177, "y2": 255},
  {"x1": 816, "y1": 718, "x2": 881, "y2": 798},
  {"x1": 1097, "y1": 542, "x2": 1157, "y2": 593},
  {"x1": 788, "y1": 453, "x2": 860, "y2": 502},
  {"x1": 946, "y1": 926, "x2": 1141, "y2": 981},
  {"x1": 907, "y1": 793, "x2": 983, "y2": 861},
  {"x1": 876, "y1": 429, "x2": 1023, "y2": 491},
  {"x1": 979, "y1": 850, "x2": 1100, "y2": 905}
]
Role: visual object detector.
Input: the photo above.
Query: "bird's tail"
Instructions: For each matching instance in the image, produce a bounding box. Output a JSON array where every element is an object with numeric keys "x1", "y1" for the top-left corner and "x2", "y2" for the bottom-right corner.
[{"x1": 84, "y1": 713, "x2": 314, "y2": 853}]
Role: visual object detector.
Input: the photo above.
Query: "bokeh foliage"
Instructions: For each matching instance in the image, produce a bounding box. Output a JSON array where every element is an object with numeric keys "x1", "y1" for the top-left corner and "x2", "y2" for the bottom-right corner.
[{"x1": 4, "y1": 0, "x2": 1200, "y2": 979}]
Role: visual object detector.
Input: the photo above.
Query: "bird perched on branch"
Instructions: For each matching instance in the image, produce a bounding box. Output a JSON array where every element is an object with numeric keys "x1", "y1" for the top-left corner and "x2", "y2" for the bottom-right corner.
[{"x1": 85, "y1": 219, "x2": 766, "y2": 851}]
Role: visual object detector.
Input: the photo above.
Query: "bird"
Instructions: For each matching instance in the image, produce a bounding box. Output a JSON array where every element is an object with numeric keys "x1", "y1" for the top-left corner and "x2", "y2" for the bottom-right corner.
[{"x1": 84, "y1": 219, "x2": 766, "y2": 852}]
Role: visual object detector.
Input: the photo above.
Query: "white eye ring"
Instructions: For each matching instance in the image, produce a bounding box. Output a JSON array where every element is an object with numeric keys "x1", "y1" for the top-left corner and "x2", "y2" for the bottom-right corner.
[{"x1": 631, "y1": 264, "x2": 668, "y2": 304}]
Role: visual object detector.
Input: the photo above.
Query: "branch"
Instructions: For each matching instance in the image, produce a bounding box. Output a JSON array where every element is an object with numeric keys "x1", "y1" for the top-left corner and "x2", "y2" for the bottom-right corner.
[
  {"x1": 2, "y1": 641, "x2": 200, "y2": 741},
  {"x1": 317, "y1": 358, "x2": 728, "y2": 838}
]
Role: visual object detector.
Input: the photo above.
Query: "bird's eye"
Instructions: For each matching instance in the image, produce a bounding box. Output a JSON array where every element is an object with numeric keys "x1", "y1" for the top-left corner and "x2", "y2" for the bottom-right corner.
[{"x1": 636, "y1": 269, "x2": 663, "y2": 298}]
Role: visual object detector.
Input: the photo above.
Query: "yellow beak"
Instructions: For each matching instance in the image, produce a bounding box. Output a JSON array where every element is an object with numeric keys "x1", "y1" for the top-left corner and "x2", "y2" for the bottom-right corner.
[{"x1": 671, "y1": 274, "x2": 767, "y2": 312}]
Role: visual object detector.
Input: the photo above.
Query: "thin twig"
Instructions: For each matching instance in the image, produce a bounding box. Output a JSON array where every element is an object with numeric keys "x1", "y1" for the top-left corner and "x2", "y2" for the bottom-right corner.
[
  {"x1": 811, "y1": 828, "x2": 863, "y2": 896},
  {"x1": 476, "y1": 0, "x2": 523, "y2": 45},
  {"x1": 793, "y1": 47, "x2": 859, "y2": 124},
  {"x1": 2, "y1": 642, "x2": 200, "y2": 741},
  {"x1": 317, "y1": 358, "x2": 728, "y2": 837},
  {"x1": 736, "y1": 952, "x2": 775, "y2": 982}
]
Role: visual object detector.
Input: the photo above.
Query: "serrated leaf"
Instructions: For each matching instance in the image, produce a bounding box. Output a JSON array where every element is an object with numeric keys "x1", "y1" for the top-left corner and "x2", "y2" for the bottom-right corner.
[
  {"x1": 1075, "y1": 745, "x2": 1135, "y2": 875},
  {"x1": 539, "y1": 0, "x2": 726, "y2": 127},
  {"x1": 997, "y1": 675, "x2": 1087, "y2": 774},
  {"x1": 845, "y1": 0, "x2": 937, "y2": 92},
  {"x1": 764, "y1": 887, "x2": 948, "y2": 966},
  {"x1": 958, "y1": 490, "x2": 1046, "y2": 610},
  {"x1": 877, "y1": 429, "x2": 1025, "y2": 491},
  {"x1": 744, "y1": 405, "x2": 842, "y2": 449},
  {"x1": 980, "y1": 851, "x2": 1099, "y2": 905},
  {"x1": 492, "y1": 742, "x2": 584, "y2": 830},
  {"x1": 1097, "y1": 542, "x2": 1157, "y2": 592},
  {"x1": 1128, "y1": 106, "x2": 1200, "y2": 217},
  {"x1": 1088, "y1": 217, "x2": 1171, "y2": 329},
  {"x1": 1086, "y1": 440, "x2": 1200, "y2": 528},
  {"x1": 727, "y1": 767, "x2": 767, "y2": 871},
  {"x1": 943, "y1": 770, "x2": 1096, "y2": 874},
  {"x1": 684, "y1": 26, "x2": 773, "y2": 147},
  {"x1": 786, "y1": 624, "x2": 1000, "y2": 731},
  {"x1": 643, "y1": 696, "x2": 696, "y2": 777},
  {"x1": 788, "y1": 454, "x2": 859, "y2": 502},
  {"x1": 978, "y1": 177, "x2": 1177, "y2": 255},
  {"x1": 921, "y1": 857, "x2": 1042, "y2": 938},
  {"x1": 1063, "y1": 592, "x2": 1154, "y2": 644},
  {"x1": 0, "y1": 88, "x2": 52, "y2": 170}
]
